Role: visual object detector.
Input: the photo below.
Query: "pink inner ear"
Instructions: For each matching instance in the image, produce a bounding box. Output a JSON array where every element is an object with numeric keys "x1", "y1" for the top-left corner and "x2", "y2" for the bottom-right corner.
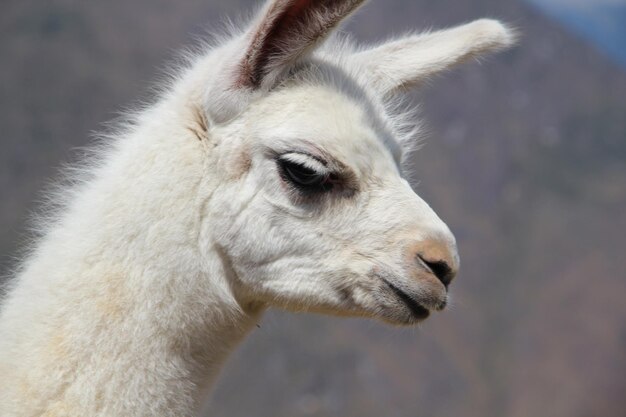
[
  {"x1": 238, "y1": 0, "x2": 315, "y2": 89},
  {"x1": 238, "y1": 0, "x2": 364, "y2": 89},
  {"x1": 289, "y1": 0, "x2": 315, "y2": 17}
]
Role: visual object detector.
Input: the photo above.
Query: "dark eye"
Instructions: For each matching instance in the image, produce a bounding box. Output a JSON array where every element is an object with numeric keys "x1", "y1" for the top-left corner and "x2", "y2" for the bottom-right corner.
[{"x1": 278, "y1": 156, "x2": 333, "y2": 193}]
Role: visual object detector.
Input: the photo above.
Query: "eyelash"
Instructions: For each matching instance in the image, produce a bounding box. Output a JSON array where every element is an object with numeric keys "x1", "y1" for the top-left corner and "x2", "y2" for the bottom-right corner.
[{"x1": 277, "y1": 154, "x2": 336, "y2": 194}]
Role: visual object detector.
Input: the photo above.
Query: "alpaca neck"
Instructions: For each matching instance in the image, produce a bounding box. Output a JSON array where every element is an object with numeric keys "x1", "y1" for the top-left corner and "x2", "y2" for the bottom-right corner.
[{"x1": 0, "y1": 96, "x2": 263, "y2": 416}]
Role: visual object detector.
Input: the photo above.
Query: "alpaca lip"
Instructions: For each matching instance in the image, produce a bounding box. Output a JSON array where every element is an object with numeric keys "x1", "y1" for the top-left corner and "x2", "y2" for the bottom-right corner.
[{"x1": 383, "y1": 279, "x2": 430, "y2": 320}]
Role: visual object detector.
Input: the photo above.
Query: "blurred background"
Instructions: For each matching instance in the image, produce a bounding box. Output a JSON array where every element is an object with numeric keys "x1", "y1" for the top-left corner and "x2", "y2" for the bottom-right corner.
[{"x1": 1, "y1": 0, "x2": 625, "y2": 416}]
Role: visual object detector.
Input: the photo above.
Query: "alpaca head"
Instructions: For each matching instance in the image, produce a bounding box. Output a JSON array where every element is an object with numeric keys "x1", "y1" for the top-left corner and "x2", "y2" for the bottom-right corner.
[{"x1": 202, "y1": 0, "x2": 514, "y2": 325}]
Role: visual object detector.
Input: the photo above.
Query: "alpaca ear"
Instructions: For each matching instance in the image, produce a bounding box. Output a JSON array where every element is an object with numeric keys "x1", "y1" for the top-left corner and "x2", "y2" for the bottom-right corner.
[
  {"x1": 351, "y1": 19, "x2": 516, "y2": 97},
  {"x1": 207, "y1": 0, "x2": 366, "y2": 123},
  {"x1": 239, "y1": 0, "x2": 366, "y2": 88}
]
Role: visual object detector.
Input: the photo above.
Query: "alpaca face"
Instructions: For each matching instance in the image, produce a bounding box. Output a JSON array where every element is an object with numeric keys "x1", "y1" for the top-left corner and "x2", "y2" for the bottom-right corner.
[
  {"x1": 210, "y1": 82, "x2": 458, "y2": 325},
  {"x1": 203, "y1": 0, "x2": 514, "y2": 324}
]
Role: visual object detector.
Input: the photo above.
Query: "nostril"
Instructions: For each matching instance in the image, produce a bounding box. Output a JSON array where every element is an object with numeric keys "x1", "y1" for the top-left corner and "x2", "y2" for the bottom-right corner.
[{"x1": 418, "y1": 256, "x2": 454, "y2": 288}]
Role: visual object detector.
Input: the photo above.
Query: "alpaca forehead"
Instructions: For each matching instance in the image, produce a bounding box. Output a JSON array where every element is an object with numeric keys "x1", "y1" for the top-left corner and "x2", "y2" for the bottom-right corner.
[{"x1": 247, "y1": 83, "x2": 401, "y2": 169}]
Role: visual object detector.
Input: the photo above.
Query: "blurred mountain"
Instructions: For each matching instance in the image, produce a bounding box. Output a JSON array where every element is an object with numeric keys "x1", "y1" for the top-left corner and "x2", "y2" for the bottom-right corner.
[{"x1": 1, "y1": 1, "x2": 625, "y2": 417}]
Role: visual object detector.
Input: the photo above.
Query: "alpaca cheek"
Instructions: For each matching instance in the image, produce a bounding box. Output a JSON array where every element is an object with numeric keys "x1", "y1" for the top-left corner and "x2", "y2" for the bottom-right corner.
[{"x1": 226, "y1": 147, "x2": 252, "y2": 180}]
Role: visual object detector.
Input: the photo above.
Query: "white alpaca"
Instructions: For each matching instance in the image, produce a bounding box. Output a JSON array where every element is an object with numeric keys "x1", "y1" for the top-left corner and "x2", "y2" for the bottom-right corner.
[{"x1": 0, "y1": 0, "x2": 514, "y2": 415}]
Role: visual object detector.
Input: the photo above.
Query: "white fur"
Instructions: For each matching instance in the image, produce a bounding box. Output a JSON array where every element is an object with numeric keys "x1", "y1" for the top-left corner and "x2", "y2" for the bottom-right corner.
[{"x1": 0, "y1": 1, "x2": 514, "y2": 415}]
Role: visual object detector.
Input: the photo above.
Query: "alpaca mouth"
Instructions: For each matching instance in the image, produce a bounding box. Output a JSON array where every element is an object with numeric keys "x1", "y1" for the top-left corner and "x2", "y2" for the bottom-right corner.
[{"x1": 382, "y1": 279, "x2": 430, "y2": 320}]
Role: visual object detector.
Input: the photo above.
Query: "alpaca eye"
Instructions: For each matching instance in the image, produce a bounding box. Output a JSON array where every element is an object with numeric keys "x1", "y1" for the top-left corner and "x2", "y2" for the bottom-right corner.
[{"x1": 277, "y1": 157, "x2": 332, "y2": 193}]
